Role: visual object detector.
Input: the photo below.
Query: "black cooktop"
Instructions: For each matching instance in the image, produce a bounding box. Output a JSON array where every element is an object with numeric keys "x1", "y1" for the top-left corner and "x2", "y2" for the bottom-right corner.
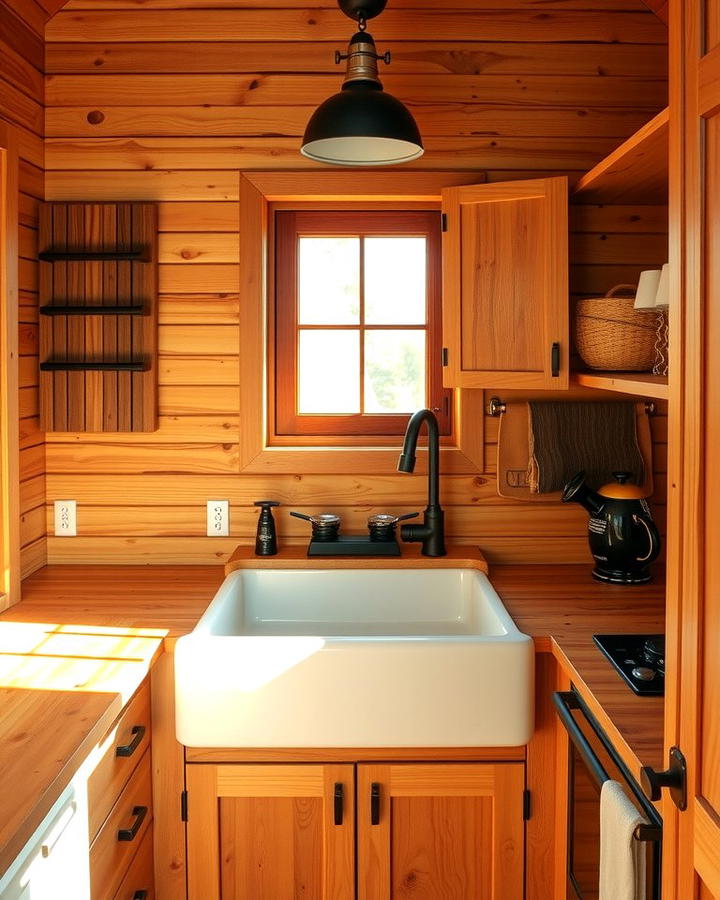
[{"x1": 593, "y1": 634, "x2": 665, "y2": 696}]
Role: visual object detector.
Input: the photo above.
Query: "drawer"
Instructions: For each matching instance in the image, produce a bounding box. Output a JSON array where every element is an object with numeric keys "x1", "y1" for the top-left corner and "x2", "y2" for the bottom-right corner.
[
  {"x1": 89, "y1": 680, "x2": 151, "y2": 842},
  {"x1": 90, "y1": 748, "x2": 152, "y2": 900},
  {"x1": 113, "y1": 827, "x2": 154, "y2": 900}
]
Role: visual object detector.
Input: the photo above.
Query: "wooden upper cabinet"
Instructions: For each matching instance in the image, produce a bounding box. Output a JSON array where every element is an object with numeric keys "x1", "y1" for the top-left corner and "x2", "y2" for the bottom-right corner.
[
  {"x1": 186, "y1": 763, "x2": 355, "y2": 900},
  {"x1": 357, "y1": 762, "x2": 526, "y2": 899},
  {"x1": 441, "y1": 177, "x2": 569, "y2": 389}
]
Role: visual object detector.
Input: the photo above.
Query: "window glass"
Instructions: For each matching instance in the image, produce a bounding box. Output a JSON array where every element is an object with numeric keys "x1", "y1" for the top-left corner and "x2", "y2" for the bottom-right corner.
[
  {"x1": 364, "y1": 237, "x2": 426, "y2": 325},
  {"x1": 298, "y1": 330, "x2": 360, "y2": 414},
  {"x1": 298, "y1": 237, "x2": 359, "y2": 325},
  {"x1": 364, "y1": 330, "x2": 426, "y2": 414}
]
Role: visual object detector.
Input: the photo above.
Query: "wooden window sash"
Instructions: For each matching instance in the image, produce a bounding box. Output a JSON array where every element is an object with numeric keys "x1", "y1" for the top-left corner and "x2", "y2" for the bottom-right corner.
[{"x1": 274, "y1": 210, "x2": 450, "y2": 438}]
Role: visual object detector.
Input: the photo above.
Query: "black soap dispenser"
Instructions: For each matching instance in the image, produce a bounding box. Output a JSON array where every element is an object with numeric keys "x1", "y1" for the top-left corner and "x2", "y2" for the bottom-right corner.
[{"x1": 254, "y1": 500, "x2": 279, "y2": 556}]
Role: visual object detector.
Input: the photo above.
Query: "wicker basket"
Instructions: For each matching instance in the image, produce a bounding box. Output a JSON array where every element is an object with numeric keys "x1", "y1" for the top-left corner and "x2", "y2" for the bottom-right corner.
[{"x1": 574, "y1": 285, "x2": 657, "y2": 371}]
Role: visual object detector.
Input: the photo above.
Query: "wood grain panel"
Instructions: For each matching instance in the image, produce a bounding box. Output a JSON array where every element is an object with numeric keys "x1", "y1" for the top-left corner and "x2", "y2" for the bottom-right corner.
[
  {"x1": 45, "y1": 136, "x2": 620, "y2": 173},
  {"x1": 47, "y1": 171, "x2": 239, "y2": 201},
  {"x1": 45, "y1": 73, "x2": 666, "y2": 109},
  {"x1": 44, "y1": 535, "x2": 597, "y2": 566},
  {"x1": 45, "y1": 40, "x2": 669, "y2": 77},
  {"x1": 46, "y1": 106, "x2": 657, "y2": 139},
  {"x1": 45, "y1": 10, "x2": 669, "y2": 43},
  {"x1": 58, "y1": 0, "x2": 656, "y2": 10},
  {"x1": 41, "y1": 502, "x2": 589, "y2": 538}
]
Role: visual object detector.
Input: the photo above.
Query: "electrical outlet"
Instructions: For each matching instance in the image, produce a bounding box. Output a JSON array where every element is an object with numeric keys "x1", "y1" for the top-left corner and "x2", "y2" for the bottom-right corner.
[
  {"x1": 206, "y1": 500, "x2": 229, "y2": 537},
  {"x1": 54, "y1": 500, "x2": 77, "y2": 537}
]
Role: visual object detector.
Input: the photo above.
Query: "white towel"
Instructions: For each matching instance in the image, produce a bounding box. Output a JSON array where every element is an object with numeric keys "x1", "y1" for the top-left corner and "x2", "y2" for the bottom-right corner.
[{"x1": 599, "y1": 779, "x2": 648, "y2": 900}]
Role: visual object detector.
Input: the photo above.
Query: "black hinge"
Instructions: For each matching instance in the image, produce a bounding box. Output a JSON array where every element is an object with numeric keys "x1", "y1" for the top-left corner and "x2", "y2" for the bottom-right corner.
[
  {"x1": 441, "y1": 213, "x2": 448, "y2": 232},
  {"x1": 441, "y1": 347, "x2": 448, "y2": 366},
  {"x1": 523, "y1": 789, "x2": 531, "y2": 820},
  {"x1": 181, "y1": 789, "x2": 188, "y2": 822}
]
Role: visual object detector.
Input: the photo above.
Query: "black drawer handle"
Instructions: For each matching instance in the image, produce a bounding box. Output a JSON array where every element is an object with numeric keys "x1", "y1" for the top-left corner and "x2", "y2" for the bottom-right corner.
[
  {"x1": 118, "y1": 805, "x2": 148, "y2": 842},
  {"x1": 370, "y1": 783, "x2": 381, "y2": 825},
  {"x1": 116, "y1": 725, "x2": 146, "y2": 758},
  {"x1": 132, "y1": 893, "x2": 148, "y2": 900},
  {"x1": 334, "y1": 783, "x2": 343, "y2": 826}
]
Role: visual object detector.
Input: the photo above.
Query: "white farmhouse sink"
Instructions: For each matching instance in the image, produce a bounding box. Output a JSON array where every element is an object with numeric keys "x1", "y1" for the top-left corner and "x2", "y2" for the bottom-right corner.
[{"x1": 175, "y1": 568, "x2": 534, "y2": 748}]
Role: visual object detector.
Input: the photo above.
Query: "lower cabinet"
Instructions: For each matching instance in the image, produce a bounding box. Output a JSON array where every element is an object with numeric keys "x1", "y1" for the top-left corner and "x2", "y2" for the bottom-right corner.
[{"x1": 186, "y1": 760, "x2": 525, "y2": 900}]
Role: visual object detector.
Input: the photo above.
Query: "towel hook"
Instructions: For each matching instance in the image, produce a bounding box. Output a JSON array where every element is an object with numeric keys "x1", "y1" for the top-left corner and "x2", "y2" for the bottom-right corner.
[{"x1": 488, "y1": 395, "x2": 656, "y2": 417}]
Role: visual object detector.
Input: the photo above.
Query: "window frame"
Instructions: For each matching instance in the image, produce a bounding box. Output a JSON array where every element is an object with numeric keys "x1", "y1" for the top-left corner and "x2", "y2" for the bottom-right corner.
[
  {"x1": 273, "y1": 209, "x2": 450, "y2": 439},
  {"x1": 238, "y1": 171, "x2": 487, "y2": 475}
]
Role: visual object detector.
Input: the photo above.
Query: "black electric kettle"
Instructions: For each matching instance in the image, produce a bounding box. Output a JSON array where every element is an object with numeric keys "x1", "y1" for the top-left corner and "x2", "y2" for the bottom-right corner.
[{"x1": 562, "y1": 470, "x2": 661, "y2": 584}]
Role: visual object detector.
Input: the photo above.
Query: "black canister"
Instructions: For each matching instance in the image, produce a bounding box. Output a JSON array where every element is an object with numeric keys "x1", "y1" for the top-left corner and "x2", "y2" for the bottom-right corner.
[{"x1": 254, "y1": 500, "x2": 279, "y2": 556}]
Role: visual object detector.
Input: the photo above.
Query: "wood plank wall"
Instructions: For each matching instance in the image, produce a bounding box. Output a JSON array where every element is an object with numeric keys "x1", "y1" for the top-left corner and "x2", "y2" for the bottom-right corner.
[
  {"x1": 1, "y1": 0, "x2": 47, "y2": 577},
  {"x1": 38, "y1": 0, "x2": 668, "y2": 566}
]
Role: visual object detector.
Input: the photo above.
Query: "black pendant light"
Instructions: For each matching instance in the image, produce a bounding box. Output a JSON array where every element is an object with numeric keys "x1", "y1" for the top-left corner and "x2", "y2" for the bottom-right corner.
[{"x1": 301, "y1": 0, "x2": 423, "y2": 167}]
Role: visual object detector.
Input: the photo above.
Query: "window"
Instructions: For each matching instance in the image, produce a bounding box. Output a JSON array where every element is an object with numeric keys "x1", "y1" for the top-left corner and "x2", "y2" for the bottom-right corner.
[{"x1": 274, "y1": 210, "x2": 450, "y2": 439}]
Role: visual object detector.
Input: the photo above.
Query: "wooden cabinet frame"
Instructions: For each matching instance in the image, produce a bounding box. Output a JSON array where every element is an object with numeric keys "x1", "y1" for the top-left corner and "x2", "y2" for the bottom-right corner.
[
  {"x1": 357, "y1": 762, "x2": 526, "y2": 899},
  {"x1": 0, "y1": 122, "x2": 20, "y2": 609},
  {"x1": 663, "y1": 0, "x2": 720, "y2": 896},
  {"x1": 238, "y1": 171, "x2": 487, "y2": 474},
  {"x1": 441, "y1": 177, "x2": 569, "y2": 390},
  {"x1": 186, "y1": 763, "x2": 355, "y2": 900}
]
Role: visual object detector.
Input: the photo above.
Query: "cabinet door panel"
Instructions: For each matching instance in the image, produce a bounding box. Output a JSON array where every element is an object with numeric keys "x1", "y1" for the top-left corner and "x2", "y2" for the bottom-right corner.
[
  {"x1": 186, "y1": 763, "x2": 354, "y2": 900},
  {"x1": 442, "y1": 177, "x2": 568, "y2": 389},
  {"x1": 219, "y1": 796, "x2": 323, "y2": 897},
  {"x1": 357, "y1": 762, "x2": 525, "y2": 900}
]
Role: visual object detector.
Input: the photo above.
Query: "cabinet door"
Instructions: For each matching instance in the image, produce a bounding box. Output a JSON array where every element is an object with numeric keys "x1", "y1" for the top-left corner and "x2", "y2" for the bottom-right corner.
[
  {"x1": 669, "y1": 3, "x2": 720, "y2": 897},
  {"x1": 186, "y1": 763, "x2": 354, "y2": 900},
  {"x1": 441, "y1": 177, "x2": 568, "y2": 389},
  {"x1": 357, "y1": 763, "x2": 525, "y2": 900}
]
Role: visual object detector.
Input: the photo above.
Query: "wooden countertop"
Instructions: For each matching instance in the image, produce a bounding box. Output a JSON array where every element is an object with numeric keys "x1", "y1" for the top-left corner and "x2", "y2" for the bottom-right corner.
[{"x1": 0, "y1": 556, "x2": 664, "y2": 877}]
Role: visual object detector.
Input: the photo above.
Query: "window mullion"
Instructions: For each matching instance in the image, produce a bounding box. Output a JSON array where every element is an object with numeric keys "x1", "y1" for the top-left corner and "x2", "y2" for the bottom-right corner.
[{"x1": 359, "y1": 235, "x2": 365, "y2": 416}]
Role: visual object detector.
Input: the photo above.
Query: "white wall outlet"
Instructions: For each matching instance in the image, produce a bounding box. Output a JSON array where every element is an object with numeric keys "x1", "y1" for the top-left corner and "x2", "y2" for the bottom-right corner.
[
  {"x1": 54, "y1": 500, "x2": 77, "y2": 537},
  {"x1": 206, "y1": 500, "x2": 229, "y2": 537}
]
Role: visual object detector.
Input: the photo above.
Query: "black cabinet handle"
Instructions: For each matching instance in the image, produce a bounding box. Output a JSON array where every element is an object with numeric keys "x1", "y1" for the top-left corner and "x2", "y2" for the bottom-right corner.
[
  {"x1": 640, "y1": 747, "x2": 687, "y2": 810},
  {"x1": 334, "y1": 783, "x2": 343, "y2": 826},
  {"x1": 132, "y1": 893, "x2": 148, "y2": 900},
  {"x1": 116, "y1": 725, "x2": 146, "y2": 758},
  {"x1": 551, "y1": 342, "x2": 560, "y2": 377},
  {"x1": 370, "y1": 783, "x2": 381, "y2": 825},
  {"x1": 118, "y1": 805, "x2": 148, "y2": 842}
]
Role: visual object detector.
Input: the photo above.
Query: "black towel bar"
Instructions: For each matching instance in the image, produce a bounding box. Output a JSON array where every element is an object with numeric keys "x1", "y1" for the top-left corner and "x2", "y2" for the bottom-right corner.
[{"x1": 488, "y1": 396, "x2": 656, "y2": 417}]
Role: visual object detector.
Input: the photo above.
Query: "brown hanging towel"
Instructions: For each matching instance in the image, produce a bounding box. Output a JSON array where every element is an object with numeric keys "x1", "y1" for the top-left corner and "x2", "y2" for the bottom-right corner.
[{"x1": 527, "y1": 401, "x2": 645, "y2": 494}]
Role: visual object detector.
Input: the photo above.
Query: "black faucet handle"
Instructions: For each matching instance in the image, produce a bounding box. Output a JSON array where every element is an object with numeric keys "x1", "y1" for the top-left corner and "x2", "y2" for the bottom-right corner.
[{"x1": 395, "y1": 512, "x2": 419, "y2": 523}]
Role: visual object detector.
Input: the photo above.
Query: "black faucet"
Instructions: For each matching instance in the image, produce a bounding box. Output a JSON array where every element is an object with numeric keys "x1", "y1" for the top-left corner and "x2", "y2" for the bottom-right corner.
[{"x1": 397, "y1": 408, "x2": 447, "y2": 557}]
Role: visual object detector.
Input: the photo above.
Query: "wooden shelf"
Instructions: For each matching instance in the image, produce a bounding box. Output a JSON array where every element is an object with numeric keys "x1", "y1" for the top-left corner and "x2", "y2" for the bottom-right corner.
[
  {"x1": 571, "y1": 371, "x2": 668, "y2": 400},
  {"x1": 39, "y1": 249, "x2": 147, "y2": 262},
  {"x1": 40, "y1": 305, "x2": 147, "y2": 316},
  {"x1": 39, "y1": 201, "x2": 158, "y2": 432},
  {"x1": 573, "y1": 107, "x2": 669, "y2": 204},
  {"x1": 40, "y1": 360, "x2": 150, "y2": 372}
]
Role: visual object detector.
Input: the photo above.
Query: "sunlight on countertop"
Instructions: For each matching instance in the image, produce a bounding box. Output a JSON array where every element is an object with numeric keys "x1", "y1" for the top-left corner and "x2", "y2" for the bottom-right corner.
[{"x1": 0, "y1": 620, "x2": 166, "y2": 701}]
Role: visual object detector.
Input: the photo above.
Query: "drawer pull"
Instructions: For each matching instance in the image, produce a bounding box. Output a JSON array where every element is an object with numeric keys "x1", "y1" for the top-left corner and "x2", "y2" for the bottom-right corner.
[
  {"x1": 333, "y1": 783, "x2": 343, "y2": 826},
  {"x1": 370, "y1": 783, "x2": 381, "y2": 825},
  {"x1": 118, "y1": 805, "x2": 148, "y2": 842},
  {"x1": 116, "y1": 725, "x2": 146, "y2": 758},
  {"x1": 132, "y1": 893, "x2": 148, "y2": 900}
]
